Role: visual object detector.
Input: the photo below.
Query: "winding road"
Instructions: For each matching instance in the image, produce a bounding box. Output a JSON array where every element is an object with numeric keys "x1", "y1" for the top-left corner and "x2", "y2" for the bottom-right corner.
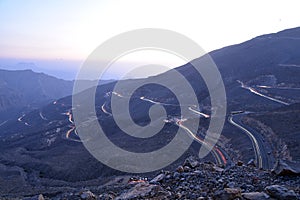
[
  {"x1": 229, "y1": 113, "x2": 274, "y2": 169},
  {"x1": 101, "y1": 102, "x2": 112, "y2": 116},
  {"x1": 238, "y1": 80, "x2": 290, "y2": 105},
  {"x1": 101, "y1": 91, "x2": 231, "y2": 167},
  {"x1": 17, "y1": 114, "x2": 30, "y2": 126},
  {"x1": 63, "y1": 110, "x2": 81, "y2": 142},
  {"x1": 176, "y1": 120, "x2": 228, "y2": 166},
  {"x1": 231, "y1": 80, "x2": 297, "y2": 169}
]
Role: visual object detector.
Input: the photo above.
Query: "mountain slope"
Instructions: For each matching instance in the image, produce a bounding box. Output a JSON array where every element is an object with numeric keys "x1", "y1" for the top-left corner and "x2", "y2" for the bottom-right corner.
[
  {"x1": 0, "y1": 69, "x2": 113, "y2": 122},
  {"x1": 244, "y1": 103, "x2": 300, "y2": 161},
  {"x1": 0, "y1": 69, "x2": 74, "y2": 121}
]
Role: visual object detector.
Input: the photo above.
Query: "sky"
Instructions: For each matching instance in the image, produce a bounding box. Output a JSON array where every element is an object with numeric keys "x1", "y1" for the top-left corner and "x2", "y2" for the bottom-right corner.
[{"x1": 0, "y1": 0, "x2": 299, "y2": 79}]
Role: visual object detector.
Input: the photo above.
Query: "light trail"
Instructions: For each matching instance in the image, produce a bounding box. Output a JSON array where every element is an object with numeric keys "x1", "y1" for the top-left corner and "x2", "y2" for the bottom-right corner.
[
  {"x1": 188, "y1": 107, "x2": 210, "y2": 118},
  {"x1": 100, "y1": 90, "x2": 227, "y2": 165},
  {"x1": 0, "y1": 120, "x2": 7, "y2": 127},
  {"x1": 112, "y1": 91, "x2": 124, "y2": 98},
  {"x1": 18, "y1": 114, "x2": 25, "y2": 122},
  {"x1": 257, "y1": 85, "x2": 300, "y2": 90},
  {"x1": 65, "y1": 125, "x2": 81, "y2": 142},
  {"x1": 229, "y1": 115, "x2": 263, "y2": 168},
  {"x1": 62, "y1": 111, "x2": 74, "y2": 124},
  {"x1": 238, "y1": 80, "x2": 290, "y2": 105},
  {"x1": 66, "y1": 126, "x2": 75, "y2": 139},
  {"x1": 177, "y1": 120, "x2": 227, "y2": 166},
  {"x1": 279, "y1": 64, "x2": 300, "y2": 67},
  {"x1": 39, "y1": 111, "x2": 48, "y2": 120},
  {"x1": 17, "y1": 114, "x2": 30, "y2": 126},
  {"x1": 140, "y1": 96, "x2": 178, "y2": 106},
  {"x1": 101, "y1": 102, "x2": 112, "y2": 116}
]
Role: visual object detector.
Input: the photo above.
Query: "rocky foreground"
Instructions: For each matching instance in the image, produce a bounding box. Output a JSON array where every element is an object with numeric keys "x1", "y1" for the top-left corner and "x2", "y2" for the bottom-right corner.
[{"x1": 18, "y1": 157, "x2": 300, "y2": 200}]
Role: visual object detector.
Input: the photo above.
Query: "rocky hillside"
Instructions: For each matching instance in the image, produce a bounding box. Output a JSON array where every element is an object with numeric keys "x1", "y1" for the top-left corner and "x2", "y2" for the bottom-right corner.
[{"x1": 18, "y1": 157, "x2": 300, "y2": 200}]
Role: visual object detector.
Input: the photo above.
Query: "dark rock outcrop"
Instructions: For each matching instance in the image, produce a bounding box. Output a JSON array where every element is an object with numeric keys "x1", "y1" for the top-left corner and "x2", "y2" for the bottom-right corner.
[
  {"x1": 265, "y1": 185, "x2": 298, "y2": 200},
  {"x1": 242, "y1": 192, "x2": 273, "y2": 200},
  {"x1": 115, "y1": 182, "x2": 170, "y2": 200},
  {"x1": 272, "y1": 160, "x2": 300, "y2": 176}
]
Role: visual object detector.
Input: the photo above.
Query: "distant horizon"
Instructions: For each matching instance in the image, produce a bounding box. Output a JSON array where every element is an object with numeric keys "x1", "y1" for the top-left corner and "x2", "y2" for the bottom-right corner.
[
  {"x1": 0, "y1": 57, "x2": 81, "y2": 80},
  {"x1": 1, "y1": 26, "x2": 300, "y2": 80}
]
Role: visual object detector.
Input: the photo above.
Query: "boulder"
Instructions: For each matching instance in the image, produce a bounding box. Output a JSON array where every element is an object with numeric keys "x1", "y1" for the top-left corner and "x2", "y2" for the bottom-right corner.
[
  {"x1": 242, "y1": 192, "x2": 272, "y2": 200},
  {"x1": 23, "y1": 194, "x2": 45, "y2": 200},
  {"x1": 116, "y1": 183, "x2": 170, "y2": 200},
  {"x1": 150, "y1": 173, "x2": 165, "y2": 184},
  {"x1": 183, "y1": 156, "x2": 200, "y2": 169},
  {"x1": 214, "y1": 188, "x2": 242, "y2": 200},
  {"x1": 272, "y1": 159, "x2": 300, "y2": 176},
  {"x1": 265, "y1": 185, "x2": 298, "y2": 200},
  {"x1": 176, "y1": 165, "x2": 184, "y2": 173},
  {"x1": 213, "y1": 165, "x2": 224, "y2": 172},
  {"x1": 79, "y1": 190, "x2": 96, "y2": 200}
]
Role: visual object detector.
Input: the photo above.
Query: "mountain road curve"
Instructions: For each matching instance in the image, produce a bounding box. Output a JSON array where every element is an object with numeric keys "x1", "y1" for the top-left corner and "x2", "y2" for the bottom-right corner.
[
  {"x1": 229, "y1": 113, "x2": 275, "y2": 169},
  {"x1": 99, "y1": 91, "x2": 231, "y2": 167}
]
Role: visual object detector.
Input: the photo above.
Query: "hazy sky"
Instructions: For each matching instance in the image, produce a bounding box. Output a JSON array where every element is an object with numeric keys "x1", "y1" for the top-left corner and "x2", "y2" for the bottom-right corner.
[{"x1": 0, "y1": 0, "x2": 299, "y2": 79}]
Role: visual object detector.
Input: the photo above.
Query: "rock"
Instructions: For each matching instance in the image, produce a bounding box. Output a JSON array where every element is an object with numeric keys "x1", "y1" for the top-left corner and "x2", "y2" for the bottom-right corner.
[
  {"x1": 265, "y1": 185, "x2": 298, "y2": 200},
  {"x1": 218, "y1": 178, "x2": 224, "y2": 183},
  {"x1": 183, "y1": 165, "x2": 191, "y2": 172},
  {"x1": 165, "y1": 174, "x2": 171, "y2": 179},
  {"x1": 214, "y1": 188, "x2": 242, "y2": 200},
  {"x1": 173, "y1": 171, "x2": 180, "y2": 178},
  {"x1": 226, "y1": 181, "x2": 236, "y2": 188},
  {"x1": 237, "y1": 160, "x2": 244, "y2": 166},
  {"x1": 242, "y1": 192, "x2": 271, "y2": 200},
  {"x1": 272, "y1": 159, "x2": 300, "y2": 176},
  {"x1": 247, "y1": 159, "x2": 256, "y2": 167},
  {"x1": 150, "y1": 173, "x2": 165, "y2": 184},
  {"x1": 99, "y1": 193, "x2": 115, "y2": 200},
  {"x1": 116, "y1": 183, "x2": 170, "y2": 200},
  {"x1": 213, "y1": 165, "x2": 224, "y2": 172},
  {"x1": 246, "y1": 184, "x2": 255, "y2": 191},
  {"x1": 23, "y1": 194, "x2": 45, "y2": 200},
  {"x1": 175, "y1": 192, "x2": 182, "y2": 199},
  {"x1": 183, "y1": 156, "x2": 200, "y2": 169},
  {"x1": 38, "y1": 195, "x2": 44, "y2": 200},
  {"x1": 176, "y1": 165, "x2": 184, "y2": 173},
  {"x1": 193, "y1": 170, "x2": 202, "y2": 175},
  {"x1": 79, "y1": 190, "x2": 96, "y2": 200}
]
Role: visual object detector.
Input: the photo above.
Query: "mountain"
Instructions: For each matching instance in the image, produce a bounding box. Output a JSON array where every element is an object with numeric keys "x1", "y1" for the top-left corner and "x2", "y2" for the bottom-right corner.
[
  {"x1": 0, "y1": 69, "x2": 74, "y2": 121},
  {"x1": 0, "y1": 27, "x2": 299, "y2": 198},
  {"x1": 178, "y1": 27, "x2": 300, "y2": 110},
  {"x1": 0, "y1": 69, "x2": 114, "y2": 122}
]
